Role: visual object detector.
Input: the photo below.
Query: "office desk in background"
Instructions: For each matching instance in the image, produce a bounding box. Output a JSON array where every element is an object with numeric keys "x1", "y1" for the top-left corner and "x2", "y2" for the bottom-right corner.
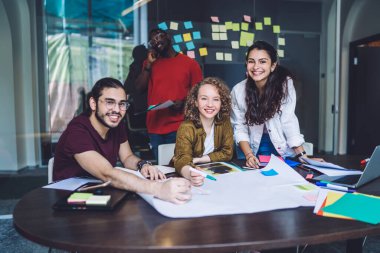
[{"x1": 13, "y1": 156, "x2": 380, "y2": 253}]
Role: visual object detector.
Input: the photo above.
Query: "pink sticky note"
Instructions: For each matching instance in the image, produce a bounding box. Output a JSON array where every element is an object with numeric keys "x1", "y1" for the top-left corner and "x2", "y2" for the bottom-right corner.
[
  {"x1": 258, "y1": 155, "x2": 271, "y2": 163},
  {"x1": 306, "y1": 174, "x2": 314, "y2": 179},
  {"x1": 211, "y1": 16, "x2": 219, "y2": 23},
  {"x1": 243, "y1": 15, "x2": 251, "y2": 23},
  {"x1": 187, "y1": 50, "x2": 195, "y2": 59}
]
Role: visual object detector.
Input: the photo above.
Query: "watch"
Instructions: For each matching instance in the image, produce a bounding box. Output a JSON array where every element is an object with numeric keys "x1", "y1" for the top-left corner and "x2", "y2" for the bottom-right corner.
[
  {"x1": 294, "y1": 151, "x2": 307, "y2": 159},
  {"x1": 137, "y1": 160, "x2": 152, "y2": 171}
]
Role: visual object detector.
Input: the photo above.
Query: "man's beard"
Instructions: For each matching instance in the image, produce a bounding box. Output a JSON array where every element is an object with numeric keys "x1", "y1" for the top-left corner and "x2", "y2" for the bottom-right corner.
[{"x1": 95, "y1": 108, "x2": 122, "y2": 129}]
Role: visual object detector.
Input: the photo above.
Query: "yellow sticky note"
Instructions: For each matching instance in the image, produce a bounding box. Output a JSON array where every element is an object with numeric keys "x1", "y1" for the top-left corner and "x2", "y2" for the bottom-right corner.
[
  {"x1": 219, "y1": 25, "x2": 226, "y2": 33},
  {"x1": 264, "y1": 17, "x2": 272, "y2": 25},
  {"x1": 255, "y1": 22, "x2": 263, "y2": 30},
  {"x1": 199, "y1": 47, "x2": 208, "y2": 56},
  {"x1": 212, "y1": 33, "x2": 220, "y2": 40},
  {"x1": 240, "y1": 31, "x2": 255, "y2": 47},
  {"x1": 224, "y1": 53, "x2": 232, "y2": 61},
  {"x1": 273, "y1": 25, "x2": 281, "y2": 34},
  {"x1": 183, "y1": 33, "x2": 192, "y2": 42},
  {"x1": 278, "y1": 49, "x2": 284, "y2": 58},
  {"x1": 232, "y1": 23, "x2": 240, "y2": 31},
  {"x1": 241, "y1": 22, "x2": 249, "y2": 31},
  {"x1": 278, "y1": 37, "x2": 286, "y2": 46},
  {"x1": 170, "y1": 22, "x2": 178, "y2": 30},
  {"x1": 216, "y1": 52, "x2": 224, "y2": 61},
  {"x1": 219, "y1": 33, "x2": 228, "y2": 40},
  {"x1": 211, "y1": 24, "x2": 220, "y2": 32},
  {"x1": 231, "y1": 41, "x2": 239, "y2": 49},
  {"x1": 225, "y1": 21, "x2": 233, "y2": 30}
]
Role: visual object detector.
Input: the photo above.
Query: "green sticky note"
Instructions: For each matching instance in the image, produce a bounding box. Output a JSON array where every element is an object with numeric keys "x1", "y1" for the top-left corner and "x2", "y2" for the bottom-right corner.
[
  {"x1": 255, "y1": 22, "x2": 263, "y2": 30},
  {"x1": 278, "y1": 37, "x2": 286, "y2": 46},
  {"x1": 273, "y1": 25, "x2": 281, "y2": 34},
  {"x1": 67, "y1": 193, "x2": 93, "y2": 204},
  {"x1": 323, "y1": 193, "x2": 380, "y2": 224},
  {"x1": 232, "y1": 23, "x2": 240, "y2": 31},
  {"x1": 295, "y1": 184, "x2": 316, "y2": 191},
  {"x1": 241, "y1": 22, "x2": 249, "y2": 31},
  {"x1": 239, "y1": 31, "x2": 254, "y2": 47},
  {"x1": 264, "y1": 17, "x2": 272, "y2": 25},
  {"x1": 225, "y1": 21, "x2": 233, "y2": 30}
]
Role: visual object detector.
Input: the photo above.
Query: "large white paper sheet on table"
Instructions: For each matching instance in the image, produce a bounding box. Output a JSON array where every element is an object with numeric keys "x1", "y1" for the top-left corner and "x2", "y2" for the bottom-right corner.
[
  {"x1": 121, "y1": 156, "x2": 319, "y2": 218},
  {"x1": 43, "y1": 177, "x2": 102, "y2": 191}
]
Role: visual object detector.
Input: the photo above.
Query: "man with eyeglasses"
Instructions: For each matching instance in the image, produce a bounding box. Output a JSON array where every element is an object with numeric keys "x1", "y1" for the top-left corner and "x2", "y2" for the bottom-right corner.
[
  {"x1": 136, "y1": 28, "x2": 203, "y2": 160},
  {"x1": 53, "y1": 77, "x2": 192, "y2": 204}
]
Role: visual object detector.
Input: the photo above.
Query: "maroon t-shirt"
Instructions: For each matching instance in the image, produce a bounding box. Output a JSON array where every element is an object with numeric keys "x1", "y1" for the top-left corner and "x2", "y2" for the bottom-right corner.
[{"x1": 53, "y1": 114, "x2": 128, "y2": 181}]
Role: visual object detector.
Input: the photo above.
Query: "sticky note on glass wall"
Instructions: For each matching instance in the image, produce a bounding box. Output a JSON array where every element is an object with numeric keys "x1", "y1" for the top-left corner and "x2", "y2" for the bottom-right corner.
[
  {"x1": 184, "y1": 21, "x2": 193, "y2": 29},
  {"x1": 212, "y1": 33, "x2": 220, "y2": 40},
  {"x1": 187, "y1": 50, "x2": 195, "y2": 59},
  {"x1": 243, "y1": 15, "x2": 251, "y2": 23},
  {"x1": 199, "y1": 47, "x2": 208, "y2": 56},
  {"x1": 273, "y1": 25, "x2": 281, "y2": 34},
  {"x1": 219, "y1": 33, "x2": 228, "y2": 40},
  {"x1": 183, "y1": 33, "x2": 192, "y2": 42},
  {"x1": 232, "y1": 23, "x2": 240, "y2": 31},
  {"x1": 231, "y1": 41, "x2": 239, "y2": 49},
  {"x1": 225, "y1": 21, "x2": 233, "y2": 30},
  {"x1": 255, "y1": 22, "x2": 263, "y2": 30},
  {"x1": 219, "y1": 25, "x2": 226, "y2": 33},
  {"x1": 158, "y1": 22, "x2": 168, "y2": 30},
  {"x1": 264, "y1": 17, "x2": 272, "y2": 25},
  {"x1": 241, "y1": 22, "x2": 249, "y2": 31},
  {"x1": 192, "y1": 31, "x2": 201, "y2": 40},
  {"x1": 224, "y1": 53, "x2": 232, "y2": 61},
  {"x1": 278, "y1": 37, "x2": 286, "y2": 46},
  {"x1": 216, "y1": 52, "x2": 224, "y2": 60},
  {"x1": 240, "y1": 31, "x2": 255, "y2": 46},
  {"x1": 172, "y1": 44, "x2": 181, "y2": 52},
  {"x1": 173, "y1": 34, "x2": 183, "y2": 43},
  {"x1": 170, "y1": 22, "x2": 178, "y2": 30},
  {"x1": 278, "y1": 49, "x2": 284, "y2": 58},
  {"x1": 186, "y1": 41, "x2": 195, "y2": 50},
  {"x1": 211, "y1": 24, "x2": 220, "y2": 32},
  {"x1": 211, "y1": 16, "x2": 219, "y2": 23}
]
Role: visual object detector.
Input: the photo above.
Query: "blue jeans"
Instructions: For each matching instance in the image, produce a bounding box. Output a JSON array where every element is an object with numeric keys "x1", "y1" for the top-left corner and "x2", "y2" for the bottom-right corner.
[
  {"x1": 236, "y1": 133, "x2": 279, "y2": 159},
  {"x1": 149, "y1": 131, "x2": 177, "y2": 160}
]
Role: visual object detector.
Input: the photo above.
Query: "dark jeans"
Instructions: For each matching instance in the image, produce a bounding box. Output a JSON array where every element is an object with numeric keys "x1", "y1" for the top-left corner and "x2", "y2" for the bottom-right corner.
[{"x1": 148, "y1": 131, "x2": 177, "y2": 160}]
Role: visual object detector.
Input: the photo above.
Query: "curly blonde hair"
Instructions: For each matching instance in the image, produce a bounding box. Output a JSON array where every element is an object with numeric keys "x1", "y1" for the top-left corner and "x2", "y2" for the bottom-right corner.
[{"x1": 184, "y1": 77, "x2": 231, "y2": 128}]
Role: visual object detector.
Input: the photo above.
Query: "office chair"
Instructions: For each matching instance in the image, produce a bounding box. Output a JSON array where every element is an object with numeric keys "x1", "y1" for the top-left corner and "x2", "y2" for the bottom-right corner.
[
  {"x1": 157, "y1": 143, "x2": 175, "y2": 165},
  {"x1": 303, "y1": 142, "x2": 314, "y2": 156}
]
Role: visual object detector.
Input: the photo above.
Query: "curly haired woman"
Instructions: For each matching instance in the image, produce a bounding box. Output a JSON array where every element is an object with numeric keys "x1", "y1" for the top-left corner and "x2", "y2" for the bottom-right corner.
[
  {"x1": 173, "y1": 77, "x2": 234, "y2": 186},
  {"x1": 231, "y1": 40, "x2": 315, "y2": 169}
]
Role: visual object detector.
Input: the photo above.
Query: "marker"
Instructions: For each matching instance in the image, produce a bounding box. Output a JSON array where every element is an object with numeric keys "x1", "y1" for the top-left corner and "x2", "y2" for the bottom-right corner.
[
  {"x1": 360, "y1": 158, "x2": 370, "y2": 165},
  {"x1": 189, "y1": 167, "x2": 217, "y2": 181},
  {"x1": 316, "y1": 182, "x2": 355, "y2": 193}
]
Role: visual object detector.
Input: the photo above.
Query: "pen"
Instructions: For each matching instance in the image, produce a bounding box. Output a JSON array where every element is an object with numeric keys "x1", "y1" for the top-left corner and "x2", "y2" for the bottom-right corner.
[
  {"x1": 189, "y1": 167, "x2": 217, "y2": 181},
  {"x1": 316, "y1": 182, "x2": 355, "y2": 193}
]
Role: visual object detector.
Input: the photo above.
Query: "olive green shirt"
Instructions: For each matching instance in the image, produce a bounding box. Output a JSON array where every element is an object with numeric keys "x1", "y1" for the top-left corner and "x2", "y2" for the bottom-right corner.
[{"x1": 173, "y1": 118, "x2": 234, "y2": 174}]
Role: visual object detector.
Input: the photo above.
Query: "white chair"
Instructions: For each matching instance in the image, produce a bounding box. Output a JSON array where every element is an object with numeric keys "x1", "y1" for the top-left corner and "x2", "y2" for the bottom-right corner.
[
  {"x1": 303, "y1": 142, "x2": 314, "y2": 156},
  {"x1": 157, "y1": 143, "x2": 175, "y2": 165},
  {"x1": 48, "y1": 157, "x2": 54, "y2": 183}
]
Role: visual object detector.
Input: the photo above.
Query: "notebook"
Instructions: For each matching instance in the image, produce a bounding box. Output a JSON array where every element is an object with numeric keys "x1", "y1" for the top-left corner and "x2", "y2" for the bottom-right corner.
[
  {"x1": 313, "y1": 145, "x2": 380, "y2": 189},
  {"x1": 53, "y1": 183, "x2": 130, "y2": 211}
]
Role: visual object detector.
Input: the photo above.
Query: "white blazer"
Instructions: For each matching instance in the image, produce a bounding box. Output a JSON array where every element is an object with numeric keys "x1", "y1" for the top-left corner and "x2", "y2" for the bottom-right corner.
[{"x1": 231, "y1": 78, "x2": 305, "y2": 157}]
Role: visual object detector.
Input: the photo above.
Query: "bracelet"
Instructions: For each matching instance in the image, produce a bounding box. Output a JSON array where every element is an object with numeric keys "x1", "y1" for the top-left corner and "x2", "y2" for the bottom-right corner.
[
  {"x1": 137, "y1": 160, "x2": 152, "y2": 171},
  {"x1": 245, "y1": 152, "x2": 254, "y2": 160},
  {"x1": 294, "y1": 151, "x2": 307, "y2": 159}
]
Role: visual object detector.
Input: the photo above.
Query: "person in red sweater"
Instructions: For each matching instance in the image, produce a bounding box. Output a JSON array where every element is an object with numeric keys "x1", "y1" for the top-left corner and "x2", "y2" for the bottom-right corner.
[{"x1": 136, "y1": 28, "x2": 203, "y2": 160}]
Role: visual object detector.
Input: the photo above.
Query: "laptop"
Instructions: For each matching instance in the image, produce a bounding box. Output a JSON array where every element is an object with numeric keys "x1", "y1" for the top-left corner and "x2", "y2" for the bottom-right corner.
[
  {"x1": 53, "y1": 184, "x2": 130, "y2": 211},
  {"x1": 313, "y1": 145, "x2": 380, "y2": 189}
]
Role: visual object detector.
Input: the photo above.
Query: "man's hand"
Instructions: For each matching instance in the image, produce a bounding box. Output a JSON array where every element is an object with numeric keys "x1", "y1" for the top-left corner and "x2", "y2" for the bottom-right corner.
[
  {"x1": 154, "y1": 178, "x2": 192, "y2": 204},
  {"x1": 147, "y1": 50, "x2": 157, "y2": 64},
  {"x1": 140, "y1": 164, "x2": 166, "y2": 180}
]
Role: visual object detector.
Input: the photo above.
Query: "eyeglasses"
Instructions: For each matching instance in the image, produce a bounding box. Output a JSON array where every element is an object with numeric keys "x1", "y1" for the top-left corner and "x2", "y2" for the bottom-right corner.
[{"x1": 99, "y1": 98, "x2": 130, "y2": 111}]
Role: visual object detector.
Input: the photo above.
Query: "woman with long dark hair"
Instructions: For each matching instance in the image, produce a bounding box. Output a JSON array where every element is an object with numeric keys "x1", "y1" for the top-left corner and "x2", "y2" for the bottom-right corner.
[{"x1": 231, "y1": 41, "x2": 309, "y2": 169}]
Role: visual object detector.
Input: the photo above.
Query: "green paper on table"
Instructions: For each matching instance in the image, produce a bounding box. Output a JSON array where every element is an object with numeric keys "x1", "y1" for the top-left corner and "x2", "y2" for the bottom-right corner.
[
  {"x1": 322, "y1": 193, "x2": 380, "y2": 224},
  {"x1": 67, "y1": 192, "x2": 111, "y2": 206},
  {"x1": 67, "y1": 193, "x2": 93, "y2": 204}
]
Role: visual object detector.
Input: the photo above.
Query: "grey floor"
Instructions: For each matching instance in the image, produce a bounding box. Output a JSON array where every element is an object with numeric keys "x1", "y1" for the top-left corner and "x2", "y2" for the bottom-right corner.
[{"x1": 1, "y1": 168, "x2": 380, "y2": 253}]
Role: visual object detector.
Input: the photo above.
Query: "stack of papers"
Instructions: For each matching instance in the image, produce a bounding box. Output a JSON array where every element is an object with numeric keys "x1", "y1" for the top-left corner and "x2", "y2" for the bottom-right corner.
[
  {"x1": 314, "y1": 189, "x2": 380, "y2": 224},
  {"x1": 302, "y1": 157, "x2": 362, "y2": 177}
]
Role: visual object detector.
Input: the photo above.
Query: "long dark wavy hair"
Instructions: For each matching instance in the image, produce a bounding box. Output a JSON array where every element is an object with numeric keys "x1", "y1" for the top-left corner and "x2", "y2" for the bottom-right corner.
[
  {"x1": 184, "y1": 77, "x2": 231, "y2": 128},
  {"x1": 245, "y1": 41, "x2": 294, "y2": 125}
]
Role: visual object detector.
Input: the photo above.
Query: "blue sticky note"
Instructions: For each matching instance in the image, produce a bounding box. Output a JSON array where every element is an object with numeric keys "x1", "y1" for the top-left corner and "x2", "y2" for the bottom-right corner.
[
  {"x1": 184, "y1": 21, "x2": 193, "y2": 29},
  {"x1": 192, "y1": 31, "x2": 201, "y2": 40},
  {"x1": 284, "y1": 159, "x2": 301, "y2": 168},
  {"x1": 185, "y1": 41, "x2": 195, "y2": 50},
  {"x1": 158, "y1": 22, "x2": 168, "y2": 30},
  {"x1": 172, "y1": 44, "x2": 181, "y2": 52},
  {"x1": 261, "y1": 169, "x2": 278, "y2": 176},
  {"x1": 173, "y1": 34, "x2": 183, "y2": 43}
]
